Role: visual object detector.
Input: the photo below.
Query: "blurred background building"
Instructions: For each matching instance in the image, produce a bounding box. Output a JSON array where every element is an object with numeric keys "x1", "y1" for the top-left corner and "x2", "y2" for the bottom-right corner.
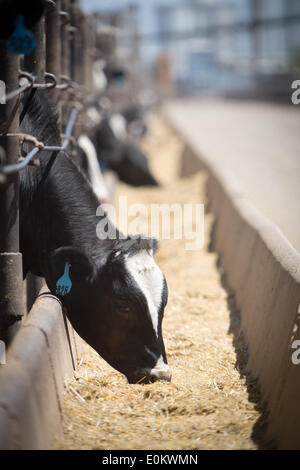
[{"x1": 81, "y1": 0, "x2": 300, "y2": 100}]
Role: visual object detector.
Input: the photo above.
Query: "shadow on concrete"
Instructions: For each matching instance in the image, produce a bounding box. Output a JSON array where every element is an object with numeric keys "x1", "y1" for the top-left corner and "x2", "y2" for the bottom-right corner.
[{"x1": 209, "y1": 215, "x2": 276, "y2": 450}]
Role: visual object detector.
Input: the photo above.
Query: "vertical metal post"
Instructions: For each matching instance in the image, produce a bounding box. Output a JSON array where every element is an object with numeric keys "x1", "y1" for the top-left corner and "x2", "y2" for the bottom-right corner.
[
  {"x1": 24, "y1": 17, "x2": 46, "y2": 82},
  {"x1": 86, "y1": 14, "x2": 96, "y2": 93},
  {"x1": 61, "y1": 0, "x2": 71, "y2": 78},
  {"x1": 70, "y1": 0, "x2": 84, "y2": 138},
  {"x1": 70, "y1": 0, "x2": 83, "y2": 86},
  {"x1": 69, "y1": 0, "x2": 78, "y2": 84},
  {"x1": 46, "y1": 0, "x2": 61, "y2": 102},
  {"x1": 80, "y1": 12, "x2": 88, "y2": 89},
  {"x1": 0, "y1": 42, "x2": 24, "y2": 343},
  {"x1": 60, "y1": 0, "x2": 71, "y2": 129},
  {"x1": 24, "y1": 15, "x2": 46, "y2": 311}
]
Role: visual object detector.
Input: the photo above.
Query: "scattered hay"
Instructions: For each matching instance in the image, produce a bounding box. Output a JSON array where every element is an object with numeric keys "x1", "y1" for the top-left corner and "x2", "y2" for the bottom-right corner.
[{"x1": 54, "y1": 115, "x2": 261, "y2": 450}]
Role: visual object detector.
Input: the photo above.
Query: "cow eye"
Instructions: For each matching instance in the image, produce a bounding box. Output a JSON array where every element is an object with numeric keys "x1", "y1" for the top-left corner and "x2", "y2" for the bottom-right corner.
[
  {"x1": 119, "y1": 305, "x2": 130, "y2": 313},
  {"x1": 114, "y1": 300, "x2": 130, "y2": 316},
  {"x1": 117, "y1": 308, "x2": 130, "y2": 319}
]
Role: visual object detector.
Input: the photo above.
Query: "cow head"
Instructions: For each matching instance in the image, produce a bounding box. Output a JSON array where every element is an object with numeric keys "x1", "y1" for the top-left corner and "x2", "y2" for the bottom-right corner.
[
  {"x1": 48, "y1": 237, "x2": 171, "y2": 384},
  {"x1": 93, "y1": 119, "x2": 159, "y2": 187}
]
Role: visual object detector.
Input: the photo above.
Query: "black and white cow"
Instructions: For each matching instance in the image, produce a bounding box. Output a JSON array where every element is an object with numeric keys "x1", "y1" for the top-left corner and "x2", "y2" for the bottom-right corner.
[
  {"x1": 92, "y1": 115, "x2": 159, "y2": 187},
  {"x1": 121, "y1": 105, "x2": 148, "y2": 140},
  {"x1": 77, "y1": 134, "x2": 110, "y2": 203},
  {"x1": 90, "y1": 62, "x2": 158, "y2": 187},
  {"x1": 19, "y1": 90, "x2": 171, "y2": 384}
]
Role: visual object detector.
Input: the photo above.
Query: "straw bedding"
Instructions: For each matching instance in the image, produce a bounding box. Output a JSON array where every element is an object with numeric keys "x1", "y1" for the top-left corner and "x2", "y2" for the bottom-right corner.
[{"x1": 54, "y1": 115, "x2": 261, "y2": 450}]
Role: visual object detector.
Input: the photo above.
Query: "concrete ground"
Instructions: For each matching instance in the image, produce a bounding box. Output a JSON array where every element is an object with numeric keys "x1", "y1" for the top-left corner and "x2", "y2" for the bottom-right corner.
[{"x1": 164, "y1": 98, "x2": 300, "y2": 253}]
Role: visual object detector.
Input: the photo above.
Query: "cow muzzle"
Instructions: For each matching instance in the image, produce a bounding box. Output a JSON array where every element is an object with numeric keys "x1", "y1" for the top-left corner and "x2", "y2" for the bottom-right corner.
[
  {"x1": 127, "y1": 363, "x2": 172, "y2": 384},
  {"x1": 148, "y1": 363, "x2": 172, "y2": 383}
]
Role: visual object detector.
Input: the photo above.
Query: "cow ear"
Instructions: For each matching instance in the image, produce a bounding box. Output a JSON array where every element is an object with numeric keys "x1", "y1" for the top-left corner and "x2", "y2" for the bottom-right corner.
[
  {"x1": 149, "y1": 237, "x2": 158, "y2": 254},
  {"x1": 50, "y1": 246, "x2": 95, "y2": 283},
  {"x1": 128, "y1": 234, "x2": 158, "y2": 254},
  {"x1": 104, "y1": 249, "x2": 123, "y2": 273}
]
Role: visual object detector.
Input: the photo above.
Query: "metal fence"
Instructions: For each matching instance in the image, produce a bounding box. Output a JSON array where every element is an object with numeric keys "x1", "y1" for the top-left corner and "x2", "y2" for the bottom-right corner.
[{"x1": 0, "y1": 0, "x2": 98, "y2": 344}]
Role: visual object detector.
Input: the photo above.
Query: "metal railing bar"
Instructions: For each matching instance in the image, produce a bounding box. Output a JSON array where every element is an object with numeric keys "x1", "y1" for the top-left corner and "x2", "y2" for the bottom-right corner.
[
  {"x1": 60, "y1": 11, "x2": 70, "y2": 26},
  {"x1": 5, "y1": 82, "x2": 32, "y2": 101},
  {"x1": 55, "y1": 75, "x2": 70, "y2": 90},
  {"x1": 5, "y1": 72, "x2": 73, "y2": 102},
  {"x1": 0, "y1": 107, "x2": 79, "y2": 175},
  {"x1": 2, "y1": 146, "x2": 41, "y2": 175},
  {"x1": 5, "y1": 71, "x2": 35, "y2": 101},
  {"x1": 44, "y1": 0, "x2": 57, "y2": 10}
]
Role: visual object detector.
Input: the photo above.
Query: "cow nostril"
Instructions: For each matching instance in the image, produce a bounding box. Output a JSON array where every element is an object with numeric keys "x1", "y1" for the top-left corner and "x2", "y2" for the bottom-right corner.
[
  {"x1": 129, "y1": 365, "x2": 172, "y2": 384},
  {"x1": 148, "y1": 367, "x2": 172, "y2": 383},
  {"x1": 148, "y1": 374, "x2": 159, "y2": 383}
]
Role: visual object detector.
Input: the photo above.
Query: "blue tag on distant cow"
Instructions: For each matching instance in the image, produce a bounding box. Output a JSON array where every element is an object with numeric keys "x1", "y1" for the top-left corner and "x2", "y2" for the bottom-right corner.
[
  {"x1": 114, "y1": 76, "x2": 125, "y2": 88},
  {"x1": 99, "y1": 159, "x2": 109, "y2": 170},
  {"x1": 56, "y1": 262, "x2": 72, "y2": 297},
  {"x1": 7, "y1": 14, "x2": 35, "y2": 55}
]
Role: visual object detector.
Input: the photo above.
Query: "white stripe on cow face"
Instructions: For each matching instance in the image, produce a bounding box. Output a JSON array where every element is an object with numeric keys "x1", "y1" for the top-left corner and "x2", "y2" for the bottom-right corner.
[
  {"x1": 153, "y1": 354, "x2": 170, "y2": 371},
  {"x1": 149, "y1": 355, "x2": 172, "y2": 381},
  {"x1": 125, "y1": 250, "x2": 164, "y2": 336},
  {"x1": 109, "y1": 113, "x2": 127, "y2": 141},
  {"x1": 78, "y1": 134, "x2": 109, "y2": 202}
]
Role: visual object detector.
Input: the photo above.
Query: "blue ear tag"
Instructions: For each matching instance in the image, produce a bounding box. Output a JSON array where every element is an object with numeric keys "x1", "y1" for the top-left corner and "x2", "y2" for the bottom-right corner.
[
  {"x1": 56, "y1": 262, "x2": 72, "y2": 297},
  {"x1": 7, "y1": 14, "x2": 36, "y2": 55},
  {"x1": 99, "y1": 159, "x2": 109, "y2": 170},
  {"x1": 114, "y1": 75, "x2": 125, "y2": 88}
]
